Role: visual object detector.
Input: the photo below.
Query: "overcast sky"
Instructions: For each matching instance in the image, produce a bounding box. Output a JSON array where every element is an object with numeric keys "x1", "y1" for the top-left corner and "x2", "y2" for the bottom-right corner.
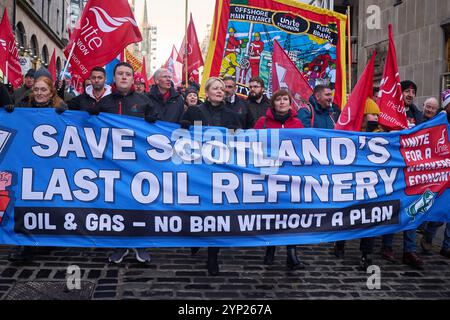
[
  {"x1": 134, "y1": 0, "x2": 216, "y2": 68},
  {"x1": 134, "y1": 0, "x2": 311, "y2": 69}
]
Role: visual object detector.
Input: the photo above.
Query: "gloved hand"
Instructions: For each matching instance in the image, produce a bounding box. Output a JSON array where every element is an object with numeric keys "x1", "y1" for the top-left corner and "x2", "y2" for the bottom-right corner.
[
  {"x1": 4, "y1": 105, "x2": 15, "y2": 113},
  {"x1": 145, "y1": 113, "x2": 158, "y2": 124},
  {"x1": 240, "y1": 38, "x2": 249, "y2": 48},
  {"x1": 55, "y1": 106, "x2": 66, "y2": 114},
  {"x1": 56, "y1": 80, "x2": 66, "y2": 100},
  {"x1": 180, "y1": 120, "x2": 191, "y2": 130}
]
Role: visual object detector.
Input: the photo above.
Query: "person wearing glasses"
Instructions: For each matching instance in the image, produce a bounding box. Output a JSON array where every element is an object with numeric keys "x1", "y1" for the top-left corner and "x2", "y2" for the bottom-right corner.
[
  {"x1": 147, "y1": 68, "x2": 185, "y2": 123},
  {"x1": 246, "y1": 77, "x2": 271, "y2": 123}
]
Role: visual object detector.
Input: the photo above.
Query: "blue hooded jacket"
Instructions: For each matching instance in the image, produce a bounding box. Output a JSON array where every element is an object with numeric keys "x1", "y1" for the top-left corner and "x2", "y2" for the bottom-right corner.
[{"x1": 298, "y1": 95, "x2": 341, "y2": 129}]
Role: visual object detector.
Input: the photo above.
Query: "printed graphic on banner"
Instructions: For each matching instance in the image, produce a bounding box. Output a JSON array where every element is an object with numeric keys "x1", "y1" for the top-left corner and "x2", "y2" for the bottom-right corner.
[
  {"x1": 400, "y1": 125, "x2": 450, "y2": 195},
  {"x1": 203, "y1": 0, "x2": 347, "y2": 105},
  {"x1": 0, "y1": 108, "x2": 449, "y2": 248},
  {"x1": 0, "y1": 127, "x2": 15, "y2": 164}
]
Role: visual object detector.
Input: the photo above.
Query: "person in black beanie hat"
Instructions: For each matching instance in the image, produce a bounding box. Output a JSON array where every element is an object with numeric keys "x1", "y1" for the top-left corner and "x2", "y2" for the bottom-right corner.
[
  {"x1": 12, "y1": 68, "x2": 35, "y2": 103},
  {"x1": 183, "y1": 85, "x2": 201, "y2": 111},
  {"x1": 400, "y1": 80, "x2": 422, "y2": 127}
]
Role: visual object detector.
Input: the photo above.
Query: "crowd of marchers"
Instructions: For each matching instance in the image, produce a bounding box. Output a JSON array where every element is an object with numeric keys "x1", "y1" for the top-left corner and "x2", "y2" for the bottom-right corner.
[{"x1": 0, "y1": 63, "x2": 449, "y2": 276}]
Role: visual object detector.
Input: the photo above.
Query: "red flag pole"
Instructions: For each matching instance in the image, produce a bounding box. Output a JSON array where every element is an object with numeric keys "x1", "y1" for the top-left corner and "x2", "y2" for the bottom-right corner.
[
  {"x1": 184, "y1": 0, "x2": 189, "y2": 88},
  {"x1": 5, "y1": 61, "x2": 8, "y2": 84}
]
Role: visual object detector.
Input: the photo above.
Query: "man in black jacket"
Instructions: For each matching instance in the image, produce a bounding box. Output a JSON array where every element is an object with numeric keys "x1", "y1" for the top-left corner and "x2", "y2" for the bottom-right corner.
[
  {"x1": 101, "y1": 62, "x2": 157, "y2": 121},
  {"x1": 223, "y1": 76, "x2": 254, "y2": 129},
  {"x1": 100, "y1": 62, "x2": 157, "y2": 264},
  {"x1": 12, "y1": 69, "x2": 35, "y2": 103},
  {"x1": 401, "y1": 80, "x2": 423, "y2": 127},
  {"x1": 68, "y1": 67, "x2": 111, "y2": 114},
  {"x1": 246, "y1": 76, "x2": 271, "y2": 123},
  {"x1": 147, "y1": 68, "x2": 185, "y2": 123}
]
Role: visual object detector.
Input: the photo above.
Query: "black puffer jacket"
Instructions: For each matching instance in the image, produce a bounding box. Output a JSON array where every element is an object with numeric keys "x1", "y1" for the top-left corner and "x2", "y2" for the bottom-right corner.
[
  {"x1": 182, "y1": 101, "x2": 242, "y2": 130},
  {"x1": 406, "y1": 103, "x2": 423, "y2": 126},
  {"x1": 147, "y1": 85, "x2": 185, "y2": 123},
  {"x1": 246, "y1": 95, "x2": 271, "y2": 124},
  {"x1": 100, "y1": 87, "x2": 156, "y2": 119},
  {"x1": 68, "y1": 84, "x2": 112, "y2": 113},
  {"x1": 15, "y1": 99, "x2": 67, "y2": 110},
  {"x1": 225, "y1": 95, "x2": 255, "y2": 129}
]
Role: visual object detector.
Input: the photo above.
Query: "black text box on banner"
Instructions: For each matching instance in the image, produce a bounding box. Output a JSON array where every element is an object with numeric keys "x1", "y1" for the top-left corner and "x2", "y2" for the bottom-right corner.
[{"x1": 14, "y1": 201, "x2": 400, "y2": 237}]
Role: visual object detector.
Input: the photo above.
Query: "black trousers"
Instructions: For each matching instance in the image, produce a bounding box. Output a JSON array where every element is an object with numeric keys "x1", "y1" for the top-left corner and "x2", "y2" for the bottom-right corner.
[{"x1": 336, "y1": 238, "x2": 374, "y2": 254}]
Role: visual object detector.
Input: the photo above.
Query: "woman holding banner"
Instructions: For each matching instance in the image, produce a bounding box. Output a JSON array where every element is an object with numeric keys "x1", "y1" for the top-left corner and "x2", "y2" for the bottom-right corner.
[
  {"x1": 4, "y1": 75, "x2": 67, "y2": 113},
  {"x1": 253, "y1": 89, "x2": 306, "y2": 270},
  {"x1": 2, "y1": 73, "x2": 66, "y2": 261},
  {"x1": 181, "y1": 77, "x2": 242, "y2": 276}
]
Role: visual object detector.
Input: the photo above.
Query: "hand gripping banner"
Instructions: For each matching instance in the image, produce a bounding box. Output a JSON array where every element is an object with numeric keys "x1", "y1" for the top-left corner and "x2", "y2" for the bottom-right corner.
[
  {"x1": 0, "y1": 108, "x2": 449, "y2": 248},
  {"x1": 202, "y1": 0, "x2": 348, "y2": 107}
]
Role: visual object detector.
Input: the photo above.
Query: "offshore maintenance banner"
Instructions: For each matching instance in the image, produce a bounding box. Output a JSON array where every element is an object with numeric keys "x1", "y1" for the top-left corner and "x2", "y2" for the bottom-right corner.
[{"x1": 0, "y1": 108, "x2": 449, "y2": 248}]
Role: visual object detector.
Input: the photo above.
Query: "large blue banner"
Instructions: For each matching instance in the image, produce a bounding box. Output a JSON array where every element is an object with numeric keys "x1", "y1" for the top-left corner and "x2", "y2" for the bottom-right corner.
[{"x1": 0, "y1": 108, "x2": 449, "y2": 248}]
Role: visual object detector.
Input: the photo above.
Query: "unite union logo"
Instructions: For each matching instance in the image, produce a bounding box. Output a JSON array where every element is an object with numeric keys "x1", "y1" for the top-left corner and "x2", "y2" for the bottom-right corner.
[
  {"x1": 435, "y1": 128, "x2": 449, "y2": 156},
  {"x1": 89, "y1": 6, "x2": 138, "y2": 33},
  {"x1": 0, "y1": 39, "x2": 6, "y2": 51}
]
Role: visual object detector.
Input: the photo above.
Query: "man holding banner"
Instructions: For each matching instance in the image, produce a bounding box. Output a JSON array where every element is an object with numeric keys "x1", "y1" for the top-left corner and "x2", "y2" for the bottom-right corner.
[{"x1": 100, "y1": 62, "x2": 157, "y2": 264}]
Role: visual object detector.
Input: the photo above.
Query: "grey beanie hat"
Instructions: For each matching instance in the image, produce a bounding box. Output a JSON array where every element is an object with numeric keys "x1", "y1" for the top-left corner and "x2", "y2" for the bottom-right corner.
[{"x1": 34, "y1": 66, "x2": 53, "y2": 81}]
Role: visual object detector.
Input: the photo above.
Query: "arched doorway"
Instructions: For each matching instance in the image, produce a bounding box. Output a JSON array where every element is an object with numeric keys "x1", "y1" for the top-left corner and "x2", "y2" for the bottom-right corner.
[
  {"x1": 30, "y1": 35, "x2": 39, "y2": 68},
  {"x1": 15, "y1": 22, "x2": 26, "y2": 50},
  {"x1": 56, "y1": 57, "x2": 62, "y2": 76},
  {"x1": 42, "y1": 45, "x2": 49, "y2": 66}
]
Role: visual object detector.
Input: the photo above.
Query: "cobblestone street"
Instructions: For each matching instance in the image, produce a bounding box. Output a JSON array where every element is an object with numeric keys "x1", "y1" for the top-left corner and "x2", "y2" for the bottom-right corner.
[{"x1": 0, "y1": 233, "x2": 448, "y2": 300}]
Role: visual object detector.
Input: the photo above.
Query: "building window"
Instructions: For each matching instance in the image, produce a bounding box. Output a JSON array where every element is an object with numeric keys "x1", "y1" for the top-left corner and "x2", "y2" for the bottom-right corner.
[
  {"x1": 42, "y1": 45, "x2": 49, "y2": 65},
  {"x1": 16, "y1": 22, "x2": 26, "y2": 49},
  {"x1": 57, "y1": 9, "x2": 60, "y2": 34},
  {"x1": 442, "y1": 25, "x2": 450, "y2": 92},
  {"x1": 56, "y1": 57, "x2": 62, "y2": 75},
  {"x1": 30, "y1": 35, "x2": 38, "y2": 57},
  {"x1": 47, "y1": 0, "x2": 51, "y2": 24},
  {"x1": 62, "y1": 0, "x2": 65, "y2": 35},
  {"x1": 447, "y1": 35, "x2": 450, "y2": 73}
]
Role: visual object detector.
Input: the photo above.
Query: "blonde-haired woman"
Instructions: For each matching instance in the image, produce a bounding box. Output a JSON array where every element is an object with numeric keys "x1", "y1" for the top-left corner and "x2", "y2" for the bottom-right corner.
[{"x1": 181, "y1": 77, "x2": 242, "y2": 276}]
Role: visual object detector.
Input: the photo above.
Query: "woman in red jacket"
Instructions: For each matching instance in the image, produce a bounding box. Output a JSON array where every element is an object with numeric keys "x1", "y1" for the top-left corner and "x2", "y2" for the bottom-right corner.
[
  {"x1": 254, "y1": 89, "x2": 304, "y2": 129},
  {"x1": 254, "y1": 89, "x2": 305, "y2": 270}
]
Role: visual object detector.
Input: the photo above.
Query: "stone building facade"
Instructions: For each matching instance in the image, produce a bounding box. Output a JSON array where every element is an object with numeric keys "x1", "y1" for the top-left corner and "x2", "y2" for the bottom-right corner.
[
  {"x1": 342, "y1": 0, "x2": 450, "y2": 108},
  {"x1": 1, "y1": 0, "x2": 69, "y2": 76}
]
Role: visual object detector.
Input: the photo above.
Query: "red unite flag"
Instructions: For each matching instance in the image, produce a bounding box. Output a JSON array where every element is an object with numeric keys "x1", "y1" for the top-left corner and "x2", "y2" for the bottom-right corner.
[
  {"x1": 377, "y1": 24, "x2": 408, "y2": 130},
  {"x1": 272, "y1": 40, "x2": 313, "y2": 110},
  {"x1": 48, "y1": 48, "x2": 57, "y2": 81},
  {"x1": 0, "y1": 8, "x2": 23, "y2": 88},
  {"x1": 335, "y1": 52, "x2": 376, "y2": 131},
  {"x1": 64, "y1": 0, "x2": 142, "y2": 78},
  {"x1": 177, "y1": 13, "x2": 204, "y2": 83}
]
